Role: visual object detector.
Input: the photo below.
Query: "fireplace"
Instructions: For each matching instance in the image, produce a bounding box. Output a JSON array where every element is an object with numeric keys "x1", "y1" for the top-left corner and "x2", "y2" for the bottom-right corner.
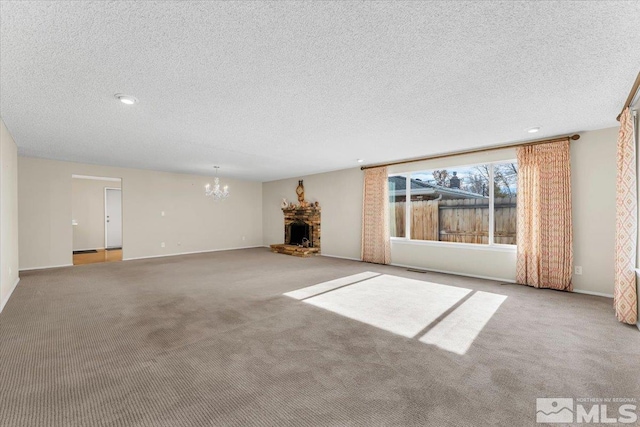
[
  {"x1": 271, "y1": 203, "x2": 321, "y2": 257},
  {"x1": 288, "y1": 221, "x2": 313, "y2": 246}
]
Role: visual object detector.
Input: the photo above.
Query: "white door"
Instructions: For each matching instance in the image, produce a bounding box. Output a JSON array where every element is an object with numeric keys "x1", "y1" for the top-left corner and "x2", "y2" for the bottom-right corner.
[{"x1": 105, "y1": 188, "x2": 122, "y2": 248}]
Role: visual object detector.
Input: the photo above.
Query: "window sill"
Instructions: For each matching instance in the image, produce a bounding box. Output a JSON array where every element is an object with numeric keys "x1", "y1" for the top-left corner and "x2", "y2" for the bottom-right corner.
[{"x1": 390, "y1": 237, "x2": 517, "y2": 252}]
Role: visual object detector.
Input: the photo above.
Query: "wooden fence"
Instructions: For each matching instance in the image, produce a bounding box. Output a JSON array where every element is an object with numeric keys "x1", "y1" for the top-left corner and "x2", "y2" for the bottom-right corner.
[{"x1": 390, "y1": 197, "x2": 516, "y2": 245}]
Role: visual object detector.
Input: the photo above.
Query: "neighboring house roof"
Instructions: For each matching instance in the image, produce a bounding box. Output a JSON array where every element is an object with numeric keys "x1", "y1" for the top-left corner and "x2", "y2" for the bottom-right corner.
[
  {"x1": 388, "y1": 176, "x2": 431, "y2": 191},
  {"x1": 388, "y1": 176, "x2": 486, "y2": 200}
]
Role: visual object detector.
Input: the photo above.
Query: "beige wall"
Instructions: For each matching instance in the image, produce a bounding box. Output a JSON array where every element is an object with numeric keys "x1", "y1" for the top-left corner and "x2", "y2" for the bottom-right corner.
[
  {"x1": 263, "y1": 128, "x2": 619, "y2": 295},
  {"x1": 571, "y1": 127, "x2": 617, "y2": 296},
  {"x1": 72, "y1": 178, "x2": 121, "y2": 251},
  {"x1": 12, "y1": 127, "x2": 622, "y2": 296},
  {"x1": 19, "y1": 157, "x2": 263, "y2": 269},
  {"x1": 262, "y1": 167, "x2": 363, "y2": 260},
  {"x1": 1, "y1": 119, "x2": 20, "y2": 312}
]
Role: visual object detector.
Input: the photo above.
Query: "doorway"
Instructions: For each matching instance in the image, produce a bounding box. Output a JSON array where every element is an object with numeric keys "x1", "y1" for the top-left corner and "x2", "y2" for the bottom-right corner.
[
  {"x1": 71, "y1": 175, "x2": 123, "y2": 265},
  {"x1": 105, "y1": 188, "x2": 122, "y2": 249}
]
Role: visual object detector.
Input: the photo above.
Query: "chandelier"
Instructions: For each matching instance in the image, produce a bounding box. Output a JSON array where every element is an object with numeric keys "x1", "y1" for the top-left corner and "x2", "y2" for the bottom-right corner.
[{"x1": 205, "y1": 166, "x2": 230, "y2": 201}]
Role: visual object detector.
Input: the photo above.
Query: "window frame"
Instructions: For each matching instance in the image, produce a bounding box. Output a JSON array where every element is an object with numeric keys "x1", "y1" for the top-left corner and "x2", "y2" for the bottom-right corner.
[{"x1": 388, "y1": 159, "x2": 517, "y2": 252}]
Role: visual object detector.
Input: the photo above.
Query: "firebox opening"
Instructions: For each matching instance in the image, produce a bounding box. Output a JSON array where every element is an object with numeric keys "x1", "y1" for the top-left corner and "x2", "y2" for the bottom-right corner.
[{"x1": 289, "y1": 222, "x2": 312, "y2": 246}]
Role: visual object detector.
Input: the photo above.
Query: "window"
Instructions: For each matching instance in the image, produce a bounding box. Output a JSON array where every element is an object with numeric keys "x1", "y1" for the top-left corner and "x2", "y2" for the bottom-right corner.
[
  {"x1": 388, "y1": 174, "x2": 407, "y2": 238},
  {"x1": 411, "y1": 165, "x2": 490, "y2": 244},
  {"x1": 493, "y1": 162, "x2": 518, "y2": 245},
  {"x1": 389, "y1": 161, "x2": 518, "y2": 246}
]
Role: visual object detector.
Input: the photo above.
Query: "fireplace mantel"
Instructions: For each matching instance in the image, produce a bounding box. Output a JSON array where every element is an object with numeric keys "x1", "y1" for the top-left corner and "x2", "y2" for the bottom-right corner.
[{"x1": 281, "y1": 205, "x2": 321, "y2": 214}]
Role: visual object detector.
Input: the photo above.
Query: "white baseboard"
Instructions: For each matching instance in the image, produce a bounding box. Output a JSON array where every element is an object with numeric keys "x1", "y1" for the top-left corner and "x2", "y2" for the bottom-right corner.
[
  {"x1": 73, "y1": 247, "x2": 105, "y2": 252},
  {"x1": 19, "y1": 247, "x2": 264, "y2": 270},
  {"x1": 321, "y1": 253, "x2": 362, "y2": 262},
  {"x1": 390, "y1": 262, "x2": 517, "y2": 283},
  {"x1": 389, "y1": 264, "x2": 616, "y2": 298},
  {"x1": 123, "y1": 245, "x2": 263, "y2": 261},
  {"x1": 315, "y1": 255, "x2": 515, "y2": 283},
  {"x1": 20, "y1": 264, "x2": 73, "y2": 272},
  {"x1": 572, "y1": 289, "x2": 614, "y2": 299},
  {"x1": 0, "y1": 277, "x2": 20, "y2": 313}
]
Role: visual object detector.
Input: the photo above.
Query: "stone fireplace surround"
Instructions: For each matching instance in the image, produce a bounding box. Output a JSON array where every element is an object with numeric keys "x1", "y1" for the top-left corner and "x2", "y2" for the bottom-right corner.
[
  {"x1": 283, "y1": 206, "x2": 320, "y2": 249},
  {"x1": 270, "y1": 205, "x2": 321, "y2": 257}
]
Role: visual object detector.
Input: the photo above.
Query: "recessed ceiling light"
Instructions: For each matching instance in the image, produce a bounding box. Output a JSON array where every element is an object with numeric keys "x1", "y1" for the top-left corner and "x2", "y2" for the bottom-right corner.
[
  {"x1": 526, "y1": 127, "x2": 540, "y2": 133},
  {"x1": 114, "y1": 94, "x2": 138, "y2": 105},
  {"x1": 357, "y1": 159, "x2": 364, "y2": 163}
]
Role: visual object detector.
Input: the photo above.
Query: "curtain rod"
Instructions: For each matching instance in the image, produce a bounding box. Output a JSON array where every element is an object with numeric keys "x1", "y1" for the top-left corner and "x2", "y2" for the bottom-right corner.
[
  {"x1": 617, "y1": 71, "x2": 640, "y2": 121},
  {"x1": 360, "y1": 134, "x2": 580, "y2": 170}
]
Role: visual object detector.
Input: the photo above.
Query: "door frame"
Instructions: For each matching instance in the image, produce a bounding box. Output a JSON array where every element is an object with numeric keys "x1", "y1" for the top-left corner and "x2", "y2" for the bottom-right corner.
[{"x1": 104, "y1": 187, "x2": 122, "y2": 249}]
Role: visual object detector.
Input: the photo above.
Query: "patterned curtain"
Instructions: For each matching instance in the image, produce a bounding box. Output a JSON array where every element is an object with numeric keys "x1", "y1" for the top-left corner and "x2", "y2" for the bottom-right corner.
[
  {"x1": 614, "y1": 108, "x2": 638, "y2": 325},
  {"x1": 361, "y1": 166, "x2": 391, "y2": 264},
  {"x1": 516, "y1": 139, "x2": 573, "y2": 290}
]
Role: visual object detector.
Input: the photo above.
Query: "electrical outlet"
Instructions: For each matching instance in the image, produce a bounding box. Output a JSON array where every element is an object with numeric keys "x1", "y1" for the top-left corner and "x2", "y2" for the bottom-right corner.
[
  {"x1": 575, "y1": 266, "x2": 582, "y2": 275},
  {"x1": 161, "y1": 242, "x2": 165, "y2": 248},
  {"x1": 242, "y1": 236, "x2": 246, "y2": 241},
  {"x1": 161, "y1": 211, "x2": 165, "y2": 217}
]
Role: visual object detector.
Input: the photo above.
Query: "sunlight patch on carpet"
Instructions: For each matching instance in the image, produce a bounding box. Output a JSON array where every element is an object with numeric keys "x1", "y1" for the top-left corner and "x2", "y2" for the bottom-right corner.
[
  {"x1": 419, "y1": 291, "x2": 507, "y2": 355},
  {"x1": 287, "y1": 273, "x2": 507, "y2": 354},
  {"x1": 284, "y1": 271, "x2": 380, "y2": 300},
  {"x1": 299, "y1": 274, "x2": 471, "y2": 338}
]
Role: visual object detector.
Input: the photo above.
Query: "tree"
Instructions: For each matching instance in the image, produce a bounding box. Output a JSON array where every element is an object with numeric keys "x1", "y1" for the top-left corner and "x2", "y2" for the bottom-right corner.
[
  {"x1": 469, "y1": 163, "x2": 518, "y2": 196},
  {"x1": 432, "y1": 170, "x2": 450, "y2": 187},
  {"x1": 465, "y1": 174, "x2": 489, "y2": 196},
  {"x1": 494, "y1": 163, "x2": 518, "y2": 196}
]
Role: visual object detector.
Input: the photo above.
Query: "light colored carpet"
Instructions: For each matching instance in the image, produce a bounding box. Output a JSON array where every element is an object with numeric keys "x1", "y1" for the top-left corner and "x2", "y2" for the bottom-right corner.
[{"x1": 1, "y1": 248, "x2": 639, "y2": 426}]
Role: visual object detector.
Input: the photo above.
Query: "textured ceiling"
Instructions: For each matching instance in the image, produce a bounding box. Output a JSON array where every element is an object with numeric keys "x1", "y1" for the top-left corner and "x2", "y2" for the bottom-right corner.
[{"x1": 1, "y1": 1, "x2": 639, "y2": 181}]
